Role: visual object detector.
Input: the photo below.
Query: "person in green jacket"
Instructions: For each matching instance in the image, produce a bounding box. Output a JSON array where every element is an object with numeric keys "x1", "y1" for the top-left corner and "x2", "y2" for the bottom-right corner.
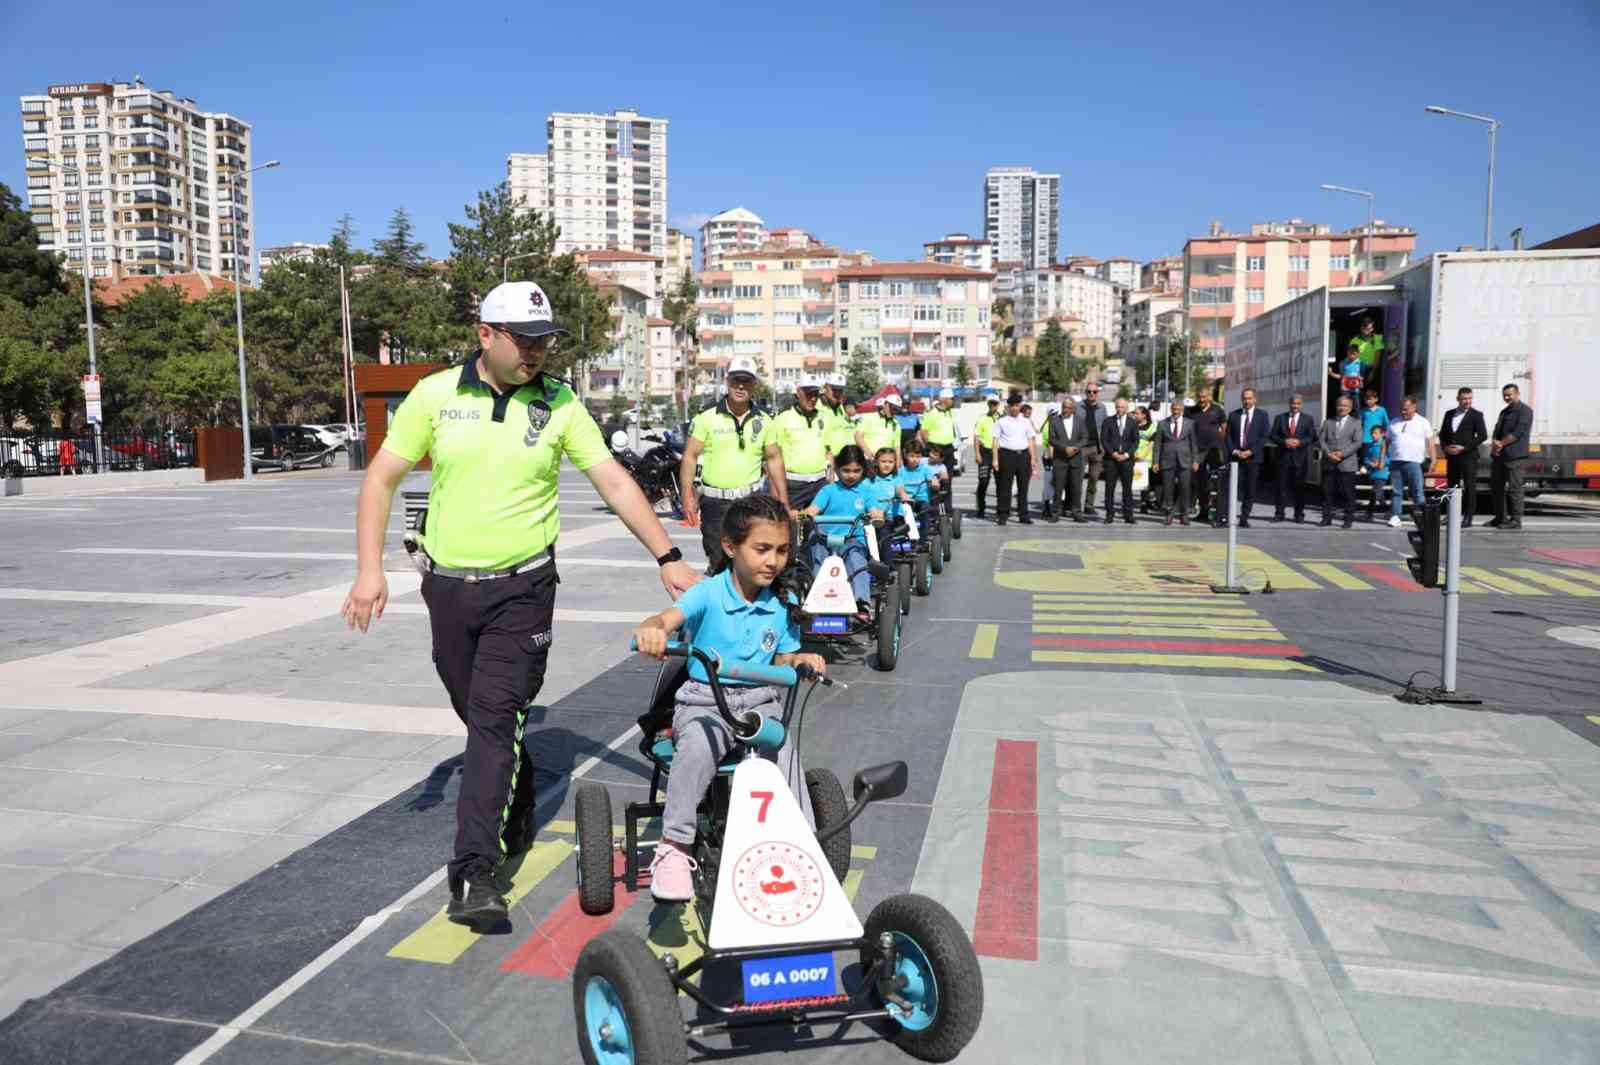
[
  {"x1": 972, "y1": 393, "x2": 1000, "y2": 518},
  {"x1": 1134, "y1": 404, "x2": 1159, "y2": 512}
]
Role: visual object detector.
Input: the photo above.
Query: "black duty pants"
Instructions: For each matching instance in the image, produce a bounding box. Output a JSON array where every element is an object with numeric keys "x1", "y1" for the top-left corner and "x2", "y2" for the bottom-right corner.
[
  {"x1": 1447, "y1": 454, "x2": 1478, "y2": 518},
  {"x1": 1276, "y1": 454, "x2": 1310, "y2": 518},
  {"x1": 996, "y1": 448, "x2": 1030, "y2": 520},
  {"x1": 421, "y1": 563, "x2": 558, "y2": 888},
  {"x1": 1103, "y1": 457, "x2": 1135, "y2": 521},
  {"x1": 1194, "y1": 448, "x2": 1223, "y2": 516},
  {"x1": 785, "y1": 477, "x2": 826, "y2": 512},
  {"x1": 1226, "y1": 461, "x2": 1261, "y2": 521},
  {"x1": 1161, "y1": 466, "x2": 1192, "y2": 515},
  {"x1": 975, "y1": 444, "x2": 994, "y2": 514},
  {"x1": 1491, "y1": 456, "x2": 1526, "y2": 521},
  {"x1": 1323, "y1": 467, "x2": 1356, "y2": 523}
]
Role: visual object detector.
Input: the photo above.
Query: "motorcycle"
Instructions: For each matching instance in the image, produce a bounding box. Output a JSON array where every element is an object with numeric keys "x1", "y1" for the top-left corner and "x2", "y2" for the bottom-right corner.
[{"x1": 610, "y1": 428, "x2": 685, "y2": 517}]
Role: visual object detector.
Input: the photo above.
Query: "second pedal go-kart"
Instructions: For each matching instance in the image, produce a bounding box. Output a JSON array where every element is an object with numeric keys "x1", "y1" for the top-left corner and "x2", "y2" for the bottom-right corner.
[
  {"x1": 571, "y1": 642, "x2": 983, "y2": 1065},
  {"x1": 795, "y1": 513, "x2": 903, "y2": 671}
]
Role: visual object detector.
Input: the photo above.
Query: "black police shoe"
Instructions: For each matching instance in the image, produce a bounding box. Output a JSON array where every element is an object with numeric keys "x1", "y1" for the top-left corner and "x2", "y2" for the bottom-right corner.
[{"x1": 448, "y1": 871, "x2": 508, "y2": 927}]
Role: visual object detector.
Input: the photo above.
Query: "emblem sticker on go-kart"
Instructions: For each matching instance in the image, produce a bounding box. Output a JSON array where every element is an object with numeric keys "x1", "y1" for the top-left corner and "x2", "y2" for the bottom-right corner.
[{"x1": 732, "y1": 842, "x2": 824, "y2": 927}]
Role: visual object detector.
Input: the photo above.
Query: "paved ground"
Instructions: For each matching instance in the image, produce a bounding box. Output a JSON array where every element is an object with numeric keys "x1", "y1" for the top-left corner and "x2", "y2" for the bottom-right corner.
[{"x1": 0, "y1": 467, "x2": 1597, "y2": 1064}]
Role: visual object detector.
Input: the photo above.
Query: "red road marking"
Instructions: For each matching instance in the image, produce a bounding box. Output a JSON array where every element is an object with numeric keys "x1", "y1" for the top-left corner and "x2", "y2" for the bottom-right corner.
[
  {"x1": 972, "y1": 739, "x2": 1038, "y2": 961},
  {"x1": 1353, "y1": 563, "x2": 1423, "y2": 592},
  {"x1": 1532, "y1": 548, "x2": 1600, "y2": 569},
  {"x1": 1030, "y1": 636, "x2": 1304, "y2": 656},
  {"x1": 501, "y1": 851, "x2": 640, "y2": 978}
]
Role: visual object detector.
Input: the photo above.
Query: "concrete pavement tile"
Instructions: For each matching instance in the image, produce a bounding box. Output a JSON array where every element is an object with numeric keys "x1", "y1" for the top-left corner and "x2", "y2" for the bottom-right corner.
[
  {"x1": 89, "y1": 714, "x2": 226, "y2": 744},
  {"x1": 0, "y1": 938, "x2": 115, "y2": 1022},
  {"x1": 0, "y1": 810, "x2": 71, "y2": 865},
  {"x1": 338, "y1": 762, "x2": 435, "y2": 800},
  {"x1": 89, "y1": 824, "x2": 259, "y2": 881},
  {"x1": 0, "y1": 768, "x2": 132, "y2": 813},
  {"x1": 0, "y1": 708, "x2": 48, "y2": 731},
  {"x1": 2, "y1": 736, "x2": 133, "y2": 772},
  {"x1": 0, "y1": 870, "x2": 172, "y2": 944},
  {"x1": 248, "y1": 755, "x2": 392, "y2": 796},
  {"x1": 162, "y1": 747, "x2": 308, "y2": 786},
  {"x1": 0, "y1": 732, "x2": 50, "y2": 762},
  {"x1": 81, "y1": 882, "x2": 230, "y2": 950},
  {"x1": 84, "y1": 741, "x2": 232, "y2": 782},
  {"x1": 79, "y1": 778, "x2": 238, "y2": 823},
  {"x1": 276, "y1": 794, "x2": 386, "y2": 836},
  {"x1": 0, "y1": 709, "x2": 122, "y2": 743},
  {"x1": 310, "y1": 731, "x2": 440, "y2": 762},
  {"x1": 0, "y1": 865, "x2": 60, "y2": 904},
  {"x1": 57, "y1": 814, "x2": 176, "y2": 864},
  {"x1": 176, "y1": 787, "x2": 328, "y2": 833},
  {"x1": 0, "y1": 763, "x2": 56, "y2": 800},
  {"x1": 405, "y1": 735, "x2": 465, "y2": 765},
  {"x1": 192, "y1": 832, "x2": 316, "y2": 888}
]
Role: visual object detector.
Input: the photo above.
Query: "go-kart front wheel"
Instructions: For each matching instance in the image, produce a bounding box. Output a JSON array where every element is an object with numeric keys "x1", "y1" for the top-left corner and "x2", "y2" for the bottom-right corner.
[
  {"x1": 913, "y1": 552, "x2": 932, "y2": 597},
  {"x1": 573, "y1": 930, "x2": 686, "y2": 1065},
  {"x1": 929, "y1": 535, "x2": 944, "y2": 575},
  {"x1": 951, "y1": 508, "x2": 963, "y2": 540},
  {"x1": 574, "y1": 782, "x2": 615, "y2": 916},
  {"x1": 875, "y1": 578, "x2": 901, "y2": 672},
  {"x1": 805, "y1": 768, "x2": 851, "y2": 883},
  {"x1": 940, "y1": 522, "x2": 952, "y2": 563},
  {"x1": 897, "y1": 560, "x2": 913, "y2": 616},
  {"x1": 862, "y1": 894, "x2": 984, "y2": 1062}
]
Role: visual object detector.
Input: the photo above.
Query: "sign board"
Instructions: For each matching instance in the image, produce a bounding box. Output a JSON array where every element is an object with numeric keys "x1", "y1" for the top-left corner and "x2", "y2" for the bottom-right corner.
[
  {"x1": 1225, "y1": 288, "x2": 1327, "y2": 413},
  {"x1": 49, "y1": 83, "x2": 111, "y2": 97},
  {"x1": 82, "y1": 373, "x2": 102, "y2": 424}
]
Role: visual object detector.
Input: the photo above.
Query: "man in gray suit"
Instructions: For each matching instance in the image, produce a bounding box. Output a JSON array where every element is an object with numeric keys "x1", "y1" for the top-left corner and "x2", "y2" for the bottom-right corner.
[
  {"x1": 1154, "y1": 398, "x2": 1200, "y2": 525},
  {"x1": 1045, "y1": 398, "x2": 1091, "y2": 523},
  {"x1": 1318, "y1": 393, "x2": 1362, "y2": 528}
]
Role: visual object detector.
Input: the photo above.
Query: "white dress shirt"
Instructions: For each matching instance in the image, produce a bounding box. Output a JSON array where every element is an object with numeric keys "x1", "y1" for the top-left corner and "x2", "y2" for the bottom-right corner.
[{"x1": 995, "y1": 414, "x2": 1038, "y2": 450}]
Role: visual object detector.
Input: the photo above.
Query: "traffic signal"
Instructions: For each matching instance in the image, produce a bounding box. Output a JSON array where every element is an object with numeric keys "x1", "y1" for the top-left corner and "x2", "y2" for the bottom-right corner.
[{"x1": 1407, "y1": 496, "x2": 1441, "y2": 588}]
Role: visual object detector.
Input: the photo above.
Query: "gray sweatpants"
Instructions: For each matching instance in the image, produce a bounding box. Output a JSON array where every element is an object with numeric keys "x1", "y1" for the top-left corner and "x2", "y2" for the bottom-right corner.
[{"x1": 662, "y1": 681, "x2": 815, "y2": 846}]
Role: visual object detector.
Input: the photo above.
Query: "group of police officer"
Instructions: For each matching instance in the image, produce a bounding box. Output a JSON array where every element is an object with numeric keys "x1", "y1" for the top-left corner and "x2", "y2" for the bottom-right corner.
[{"x1": 678, "y1": 355, "x2": 962, "y2": 569}]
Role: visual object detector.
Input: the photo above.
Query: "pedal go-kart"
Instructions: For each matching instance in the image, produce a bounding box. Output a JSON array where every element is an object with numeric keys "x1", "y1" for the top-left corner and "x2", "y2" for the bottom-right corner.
[
  {"x1": 571, "y1": 642, "x2": 984, "y2": 1065},
  {"x1": 877, "y1": 502, "x2": 940, "y2": 608},
  {"x1": 794, "y1": 513, "x2": 903, "y2": 671}
]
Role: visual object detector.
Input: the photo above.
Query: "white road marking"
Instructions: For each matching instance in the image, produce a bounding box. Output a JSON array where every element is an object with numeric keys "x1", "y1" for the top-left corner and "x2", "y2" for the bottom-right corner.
[
  {"x1": 232, "y1": 525, "x2": 400, "y2": 533},
  {"x1": 173, "y1": 720, "x2": 643, "y2": 1064},
  {"x1": 0, "y1": 505, "x2": 93, "y2": 513},
  {"x1": 63, "y1": 548, "x2": 358, "y2": 560}
]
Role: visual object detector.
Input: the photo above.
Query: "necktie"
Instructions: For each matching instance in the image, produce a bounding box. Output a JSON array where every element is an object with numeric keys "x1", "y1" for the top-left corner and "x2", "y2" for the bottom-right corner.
[{"x1": 1290, "y1": 414, "x2": 1297, "y2": 434}]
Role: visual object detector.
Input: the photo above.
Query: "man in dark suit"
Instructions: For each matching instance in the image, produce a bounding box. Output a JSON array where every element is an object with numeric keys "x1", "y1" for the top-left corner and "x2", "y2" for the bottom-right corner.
[
  {"x1": 1191, "y1": 389, "x2": 1227, "y2": 520},
  {"x1": 1269, "y1": 394, "x2": 1318, "y2": 523},
  {"x1": 1489, "y1": 383, "x2": 1533, "y2": 530},
  {"x1": 1044, "y1": 398, "x2": 1091, "y2": 523},
  {"x1": 1099, "y1": 397, "x2": 1141, "y2": 525},
  {"x1": 1318, "y1": 394, "x2": 1362, "y2": 528},
  {"x1": 1439, "y1": 386, "x2": 1488, "y2": 527},
  {"x1": 1223, "y1": 388, "x2": 1268, "y2": 527},
  {"x1": 1154, "y1": 399, "x2": 1200, "y2": 525}
]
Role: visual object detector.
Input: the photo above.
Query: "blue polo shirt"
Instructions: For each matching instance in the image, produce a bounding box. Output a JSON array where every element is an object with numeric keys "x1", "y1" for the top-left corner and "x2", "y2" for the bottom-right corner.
[
  {"x1": 1361, "y1": 405, "x2": 1389, "y2": 444},
  {"x1": 811, "y1": 480, "x2": 870, "y2": 543},
  {"x1": 898, "y1": 461, "x2": 934, "y2": 503},
  {"x1": 863, "y1": 473, "x2": 901, "y2": 514},
  {"x1": 675, "y1": 569, "x2": 800, "y2": 683}
]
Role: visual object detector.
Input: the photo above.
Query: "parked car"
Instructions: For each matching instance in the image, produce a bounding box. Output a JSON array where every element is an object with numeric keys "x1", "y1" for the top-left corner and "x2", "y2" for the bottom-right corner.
[
  {"x1": 250, "y1": 425, "x2": 344, "y2": 472},
  {"x1": 302, "y1": 423, "x2": 361, "y2": 449}
]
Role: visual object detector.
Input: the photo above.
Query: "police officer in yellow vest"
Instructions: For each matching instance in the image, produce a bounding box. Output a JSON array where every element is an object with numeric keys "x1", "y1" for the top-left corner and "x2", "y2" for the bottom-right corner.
[
  {"x1": 340, "y1": 281, "x2": 697, "y2": 927},
  {"x1": 820, "y1": 372, "x2": 856, "y2": 462},
  {"x1": 762, "y1": 373, "x2": 832, "y2": 511},
  {"x1": 919, "y1": 385, "x2": 960, "y2": 471},
  {"x1": 973, "y1": 392, "x2": 1001, "y2": 518},
  {"x1": 681, "y1": 356, "x2": 782, "y2": 571},
  {"x1": 857, "y1": 389, "x2": 905, "y2": 467}
]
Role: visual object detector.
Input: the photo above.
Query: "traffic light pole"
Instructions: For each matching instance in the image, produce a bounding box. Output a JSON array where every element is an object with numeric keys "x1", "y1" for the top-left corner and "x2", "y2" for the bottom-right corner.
[
  {"x1": 1211, "y1": 460, "x2": 1249, "y2": 594},
  {"x1": 1441, "y1": 485, "x2": 1462, "y2": 693}
]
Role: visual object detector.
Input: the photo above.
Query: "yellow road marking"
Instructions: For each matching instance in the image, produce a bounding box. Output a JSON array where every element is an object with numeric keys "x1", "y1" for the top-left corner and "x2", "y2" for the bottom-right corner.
[
  {"x1": 1032, "y1": 614, "x2": 1275, "y2": 628},
  {"x1": 1031, "y1": 650, "x2": 1317, "y2": 672},
  {"x1": 1458, "y1": 567, "x2": 1544, "y2": 595},
  {"x1": 388, "y1": 841, "x2": 572, "y2": 965},
  {"x1": 842, "y1": 868, "x2": 864, "y2": 902},
  {"x1": 1503, "y1": 568, "x2": 1600, "y2": 597},
  {"x1": 1033, "y1": 604, "x2": 1260, "y2": 618},
  {"x1": 1301, "y1": 562, "x2": 1372, "y2": 591},
  {"x1": 851, "y1": 844, "x2": 877, "y2": 860},
  {"x1": 969, "y1": 623, "x2": 998, "y2": 659},
  {"x1": 1588, "y1": 716, "x2": 1600, "y2": 727},
  {"x1": 1032, "y1": 624, "x2": 1289, "y2": 641},
  {"x1": 545, "y1": 819, "x2": 657, "y2": 839},
  {"x1": 1552, "y1": 566, "x2": 1600, "y2": 588}
]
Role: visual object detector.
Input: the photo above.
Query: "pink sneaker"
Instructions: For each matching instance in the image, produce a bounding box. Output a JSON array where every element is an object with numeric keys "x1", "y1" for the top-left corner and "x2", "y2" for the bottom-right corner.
[{"x1": 649, "y1": 843, "x2": 697, "y2": 902}]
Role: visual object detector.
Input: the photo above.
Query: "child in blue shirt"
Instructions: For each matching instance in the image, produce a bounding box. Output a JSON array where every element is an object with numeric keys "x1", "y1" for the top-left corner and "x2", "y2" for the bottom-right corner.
[
  {"x1": 865, "y1": 446, "x2": 913, "y2": 557},
  {"x1": 1330, "y1": 343, "x2": 1364, "y2": 406},
  {"x1": 801, "y1": 445, "x2": 880, "y2": 612},
  {"x1": 633, "y1": 493, "x2": 825, "y2": 903},
  {"x1": 1361, "y1": 422, "x2": 1390, "y2": 521}
]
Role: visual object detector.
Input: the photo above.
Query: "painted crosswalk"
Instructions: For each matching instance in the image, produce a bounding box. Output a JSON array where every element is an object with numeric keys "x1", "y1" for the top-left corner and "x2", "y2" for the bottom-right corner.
[
  {"x1": 1290, "y1": 558, "x2": 1600, "y2": 595},
  {"x1": 1023, "y1": 593, "x2": 1315, "y2": 672}
]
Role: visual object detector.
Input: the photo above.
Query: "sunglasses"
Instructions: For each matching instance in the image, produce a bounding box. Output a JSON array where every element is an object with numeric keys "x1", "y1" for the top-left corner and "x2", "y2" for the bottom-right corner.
[{"x1": 493, "y1": 326, "x2": 552, "y2": 350}]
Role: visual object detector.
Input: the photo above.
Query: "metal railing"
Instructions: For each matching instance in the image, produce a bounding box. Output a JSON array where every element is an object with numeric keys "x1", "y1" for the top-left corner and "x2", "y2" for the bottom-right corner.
[{"x1": 0, "y1": 430, "x2": 197, "y2": 477}]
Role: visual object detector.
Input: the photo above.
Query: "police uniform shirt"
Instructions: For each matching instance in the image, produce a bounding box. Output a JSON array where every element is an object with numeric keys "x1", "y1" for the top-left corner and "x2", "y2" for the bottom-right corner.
[
  {"x1": 974, "y1": 411, "x2": 998, "y2": 448},
  {"x1": 674, "y1": 569, "x2": 800, "y2": 683},
  {"x1": 382, "y1": 358, "x2": 608, "y2": 570},
  {"x1": 820, "y1": 403, "x2": 855, "y2": 454},
  {"x1": 690, "y1": 399, "x2": 767, "y2": 489},
  {"x1": 858, "y1": 411, "x2": 902, "y2": 457},
  {"x1": 762, "y1": 404, "x2": 830, "y2": 476},
  {"x1": 921, "y1": 404, "x2": 957, "y2": 446}
]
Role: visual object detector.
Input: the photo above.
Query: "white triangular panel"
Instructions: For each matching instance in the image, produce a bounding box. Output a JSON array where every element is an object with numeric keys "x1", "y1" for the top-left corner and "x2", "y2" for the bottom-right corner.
[
  {"x1": 901, "y1": 502, "x2": 920, "y2": 540},
  {"x1": 708, "y1": 758, "x2": 863, "y2": 949},
  {"x1": 803, "y1": 554, "x2": 857, "y2": 614}
]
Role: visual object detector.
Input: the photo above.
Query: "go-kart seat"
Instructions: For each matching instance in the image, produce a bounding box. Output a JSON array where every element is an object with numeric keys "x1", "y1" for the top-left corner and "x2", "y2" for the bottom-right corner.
[{"x1": 635, "y1": 652, "x2": 743, "y2": 775}]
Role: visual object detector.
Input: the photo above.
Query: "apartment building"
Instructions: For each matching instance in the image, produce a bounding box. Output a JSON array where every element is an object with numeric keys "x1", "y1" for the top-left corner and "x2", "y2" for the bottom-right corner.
[
  {"x1": 20, "y1": 80, "x2": 256, "y2": 281},
  {"x1": 923, "y1": 233, "x2": 994, "y2": 272},
  {"x1": 1141, "y1": 255, "x2": 1183, "y2": 293},
  {"x1": 1182, "y1": 217, "x2": 1416, "y2": 363},
  {"x1": 1123, "y1": 288, "x2": 1185, "y2": 376},
  {"x1": 700, "y1": 207, "x2": 766, "y2": 271},
  {"x1": 576, "y1": 248, "x2": 662, "y2": 316},
  {"x1": 259, "y1": 241, "x2": 325, "y2": 272},
  {"x1": 837, "y1": 262, "x2": 995, "y2": 395},
  {"x1": 585, "y1": 276, "x2": 649, "y2": 399},
  {"x1": 1095, "y1": 257, "x2": 1139, "y2": 290},
  {"x1": 983, "y1": 166, "x2": 1059, "y2": 269},
  {"x1": 1017, "y1": 266, "x2": 1117, "y2": 345},
  {"x1": 646, "y1": 316, "x2": 681, "y2": 399},
  {"x1": 664, "y1": 227, "x2": 694, "y2": 290},
  {"x1": 696, "y1": 243, "x2": 842, "y2": 390},
  {"x1": 507, "y1": 109, "x2": 667, "y2": 258}
]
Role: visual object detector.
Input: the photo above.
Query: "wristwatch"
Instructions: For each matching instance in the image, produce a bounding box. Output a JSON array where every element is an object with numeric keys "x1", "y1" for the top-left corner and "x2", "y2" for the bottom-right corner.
[{"x1": 655, "y1": 547, "x2": 683, "y2": 566}]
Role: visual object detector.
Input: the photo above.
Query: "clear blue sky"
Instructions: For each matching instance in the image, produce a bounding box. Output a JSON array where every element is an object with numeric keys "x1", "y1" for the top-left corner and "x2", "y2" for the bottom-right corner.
[{"x1": 4, "y1": 1, "x2": 1596, "y2": 266}]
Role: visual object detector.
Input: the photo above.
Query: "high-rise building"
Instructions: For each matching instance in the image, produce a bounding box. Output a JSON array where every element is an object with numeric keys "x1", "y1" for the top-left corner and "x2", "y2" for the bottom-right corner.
[
  {"x1": 507, "y1": 109, "x2": 667, "y2": 258},
  {"x1": 20, "y1": 79, "x2": 256, "y2": 282},
  {"x1": 983, "y1": 166, "x2": 1059, "y2": 269},
  {"x1": 1182, "y1": 218, "x2": 1417, "y2": 364},
  {"x1": 923, "y1": 233, "x2": 994, "y2": 272},
  {"x1": 836, "y1": 262, "x2": 995, "y2": 394},
  {"x1": 1017, "y1": 265, "x2": 1117, "y2": 346},
  {"x1": 696, "y1": 241, "x2": 843, "y2": 391},
  {"x1": 700, "y1": 207, "x2": 766, "y2": 271},
  {"x1": 664, "y1": 227, "x2": 695, "y2": 290},
  {"x1": 1095, "y1": 257, "x2": 1139, "y2": 290}
]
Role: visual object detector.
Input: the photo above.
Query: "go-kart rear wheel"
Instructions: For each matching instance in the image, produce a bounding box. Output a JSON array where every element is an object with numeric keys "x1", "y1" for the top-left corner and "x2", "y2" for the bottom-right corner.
[
  {"x1": 862, "y1": 894, "x2": 984, "y2": 1062},
  {"x1": 897, "y1": 560, "x2": 912, "y2": 616},
  {"x1": 573, "y1": 929, "x2": 685, "y2": 1065},
  {"x1": 951, "y1": 508, "x2": 963, "y2": 540},
  {"x1": 929, "y1": 535, "x2": 944, "y2": 575},
  {"x1": 574, "y1": 782, "x2": 616, "y2": 916},
  {"x1": 876, "y1": 578, "x2": 901, "y2": 671},
  {"x1": 940, "y1": 522, "x2": 952, "y2": 563},
  {"x1": 805, "y1": 768, "x2": 851, "y2": 884},
  {"x1": 914, "y1": 553, "x2": 932, "y2": 596}
]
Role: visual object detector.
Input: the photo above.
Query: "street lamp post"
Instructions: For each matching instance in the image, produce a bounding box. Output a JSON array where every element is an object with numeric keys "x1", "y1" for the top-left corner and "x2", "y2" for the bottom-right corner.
[
  {"x1": 1319, "y1": 184, "x2": 1376, "y2": 281},
  {"x1": 54, "y1": 164, "x2": 105, "y2": 474},
  {"x1": 1425, "y1": 105, "x2": 1500, "y2": 251},
  {"x1": 229, "y1": 160, "x2": 281, "y2": 481},
  {"x1": 502, "y1": 251, "x2": 540, "y2": 283}
]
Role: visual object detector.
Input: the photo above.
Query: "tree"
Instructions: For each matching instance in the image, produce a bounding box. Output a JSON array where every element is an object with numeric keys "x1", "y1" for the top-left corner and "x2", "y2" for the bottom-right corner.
[
  {"x1": 373, "y1": 208, "x2": 428, "y2": 275},
  {"x1": 0, "y1": 182, "x2": 64, "y2": 306},
  {"x1": 444, "y1": 182, "x2": 612, "y2": 379},
  {"x1": 844, "y1": 345, "x2": 880, "y2": 399},
  {"x1": 954, "y1": 354, "x2": 972, "y2": 391},
  {"x1": 1033, "y1": 320, "x2": 1071, "y2": 395}
]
